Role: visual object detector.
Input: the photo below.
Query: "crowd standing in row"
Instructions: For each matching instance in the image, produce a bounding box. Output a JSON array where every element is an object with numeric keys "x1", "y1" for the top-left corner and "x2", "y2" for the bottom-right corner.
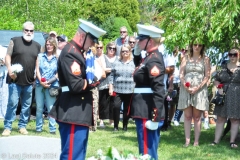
[{"x1": 0, "y1": 19, "x2": 239, "y2": 159}]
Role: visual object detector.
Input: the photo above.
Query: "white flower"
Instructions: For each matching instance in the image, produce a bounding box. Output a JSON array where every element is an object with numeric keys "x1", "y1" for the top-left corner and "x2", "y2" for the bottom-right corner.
[
  {"x1": 11, "y1": 63, "x2": 23, "y2": 73},
  {"x1": 111, "y1": 147, "x2": 121, "y2": 159}
]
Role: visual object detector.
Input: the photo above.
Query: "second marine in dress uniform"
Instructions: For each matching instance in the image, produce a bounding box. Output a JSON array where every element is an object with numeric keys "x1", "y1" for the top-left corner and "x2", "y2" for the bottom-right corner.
[
  {"x1": 49, "y1": 19, "x2": 106, "y2": 160},
  {"x1": 130, "y1": 24, "x2": 165, "y2": 160}
]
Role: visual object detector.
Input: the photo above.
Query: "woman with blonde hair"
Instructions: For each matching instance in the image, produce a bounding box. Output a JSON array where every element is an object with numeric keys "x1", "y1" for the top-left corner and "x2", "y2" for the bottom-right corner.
[
  {"x1": 109, "y1": 44, "x2": 135, "y2": 131},
  {"x1": 211, "y1": 47, "x2": 240, "y2": 148},
  {"x1": 178, "y1": 38, "x2": 210, "y2": 147},
  {"x1": 35, "y1": 37, "x2": 58, "y2": 134}
]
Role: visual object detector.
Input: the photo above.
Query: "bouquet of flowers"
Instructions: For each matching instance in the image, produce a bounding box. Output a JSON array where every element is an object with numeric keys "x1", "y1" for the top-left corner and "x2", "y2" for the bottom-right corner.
[
  {"x1": 11, "y1": 63, "x2": 23, "y2": 76},
  {"x1": 87, "y1": 147, "x2": 151, "y2": 160}
]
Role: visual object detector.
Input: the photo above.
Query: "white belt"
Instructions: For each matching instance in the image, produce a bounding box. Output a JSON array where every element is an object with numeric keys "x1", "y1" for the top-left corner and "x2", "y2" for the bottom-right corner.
[
  {"x1": 134, "y1": 88, "x2": 153, "y2": 93},
  {"x1": 62, "y1": 86, "x2": 69, "y2": 92}
]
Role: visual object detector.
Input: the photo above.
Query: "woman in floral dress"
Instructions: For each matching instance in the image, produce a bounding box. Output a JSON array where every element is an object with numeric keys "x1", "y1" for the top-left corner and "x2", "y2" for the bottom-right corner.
[{"x1": 178, "y1": 39, "x2": 210, "y2": 147}]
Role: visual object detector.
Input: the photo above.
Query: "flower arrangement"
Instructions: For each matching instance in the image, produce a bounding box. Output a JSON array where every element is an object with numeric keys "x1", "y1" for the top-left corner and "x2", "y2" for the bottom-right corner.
[
  {"x1": 185, "y1": 82, "x2": 190, "y2": 88},
  {"x1": 11, "y1": 63, "x2": 23, "y2": 75},
  {"x1": 87, "y1": 147, "x2": 151, "y2": 160},
  {"x1": 217, "y1": 84, "x2": 223, "y2": 89}
]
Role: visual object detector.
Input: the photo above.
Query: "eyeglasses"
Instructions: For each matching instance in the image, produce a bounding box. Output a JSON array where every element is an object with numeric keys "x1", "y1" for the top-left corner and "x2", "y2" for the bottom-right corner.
[
  {"x1": 193, "y1": 44, "x2": 203, "y2": 47},
  {"x1": 108, "y1": 47, "x2": 116, "y2": 50},
  {"x1": 228, "y1": 53, "x2": 238, "y2": 57},
  {"x1": 121, "y1": 50, "x2": 129, "y2": 53},
  {"x1": 120, "y1": 31, "x2": 127, "y2": 33},
  {"x1": 97, "y1": 47, "x2": 103, "y2": 49},
  {"x1": 58, "y1": 39, "x2": 65, "y2": 42},
  {"x1": 24, "y1": 29, "x2": 34, "y2": 33},
  {"x1": 129, "y1": 41, "x2": 135, "y2": 44}
]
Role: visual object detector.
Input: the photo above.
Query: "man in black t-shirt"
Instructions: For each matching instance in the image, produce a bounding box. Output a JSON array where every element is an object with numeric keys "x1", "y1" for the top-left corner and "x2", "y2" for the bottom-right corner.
[{"x1": 2, "y1": 21, "x2": 41, "y2": 136}]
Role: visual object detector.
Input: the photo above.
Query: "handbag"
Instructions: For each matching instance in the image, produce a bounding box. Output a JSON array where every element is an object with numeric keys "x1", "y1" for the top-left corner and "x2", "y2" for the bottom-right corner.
[
  {"x1": 48, "y1": 87, "x2": 59, "y2": 97},
  {"x1": 211, "y1": 92, "x2": 225, "y2": 106}
]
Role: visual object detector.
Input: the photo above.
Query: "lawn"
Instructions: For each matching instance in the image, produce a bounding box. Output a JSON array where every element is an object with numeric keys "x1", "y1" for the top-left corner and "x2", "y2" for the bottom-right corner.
[{"x1": 0, "y1": 118, "x2": 239, "y2": 160}]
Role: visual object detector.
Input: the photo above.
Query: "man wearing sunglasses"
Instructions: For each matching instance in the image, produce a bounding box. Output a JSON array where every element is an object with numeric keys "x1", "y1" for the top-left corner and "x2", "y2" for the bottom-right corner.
[
  {"x1": 2, "y1": 21, "x2": 41, "y2": 136},
  {"x1": 56, "y1": 34, "x2": 68, "y2": 56},
  {"x1": 115, "y1": 26, "x2": 129, "y2": 56},
  {"x1": 49, "y1": 19, "x2": 106, "y2": 160}
]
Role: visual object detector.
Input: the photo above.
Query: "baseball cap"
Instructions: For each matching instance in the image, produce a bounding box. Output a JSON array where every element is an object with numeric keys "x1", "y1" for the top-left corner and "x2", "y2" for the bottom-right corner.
[{"x1": 57, "y1": 35, "x2": 68, "y2": 42}]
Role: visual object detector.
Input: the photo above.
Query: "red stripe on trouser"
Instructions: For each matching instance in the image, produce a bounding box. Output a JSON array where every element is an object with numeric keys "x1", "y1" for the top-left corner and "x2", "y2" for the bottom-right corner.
[
  {"x1": 68, "y1": 124, "x2": 75, "y2": 160},
  {"x1": 143, "y1": 119, "x2": 148, "y2": 154}
]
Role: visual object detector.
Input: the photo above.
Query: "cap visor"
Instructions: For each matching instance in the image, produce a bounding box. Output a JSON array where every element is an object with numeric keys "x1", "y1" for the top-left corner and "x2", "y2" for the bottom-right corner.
[{"x1": 136, "y1": 34, "x2": 150, "y2": 40}]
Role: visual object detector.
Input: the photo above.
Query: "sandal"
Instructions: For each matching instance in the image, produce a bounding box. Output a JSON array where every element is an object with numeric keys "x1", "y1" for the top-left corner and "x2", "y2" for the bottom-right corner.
[
  {"x1": 182, "y1": 143, "x2": 190, "y2": 148},
  {"x1": 210, "y1": 142, "x2": 217, "y2": 146},
  {"x1": 193, "y1": 143, "x2": 199, "y2": 147},
  {"x1": 230, "y1": 143, "x2": 238, "y2": 149}
]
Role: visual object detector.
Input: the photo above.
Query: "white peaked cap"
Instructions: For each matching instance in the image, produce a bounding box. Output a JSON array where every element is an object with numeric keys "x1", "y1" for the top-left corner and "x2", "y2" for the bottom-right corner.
[
  {"x1": 79, "y1": 19, "x2": 106, "y2": 39},
  {"x1": 136, "y1": 24, "x2": 164, "y2": 39}
]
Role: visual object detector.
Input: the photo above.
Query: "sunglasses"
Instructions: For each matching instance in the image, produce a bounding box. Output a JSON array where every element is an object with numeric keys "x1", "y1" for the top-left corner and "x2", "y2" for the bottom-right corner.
[
  {"x1": 228, "y1": 53, "x2": 238, "y2": 57},
  {"x1": 24, "y1": 29, "x2": 34, "y2": 32},
  {"x1": 58, "y1": 39, "x2": 65, "y2": 42},
  {"x1": 121, "y1": 50, "x2": 129, "y2": 53},
  {"x1": 122, "y1": 50, "x2": 129, "y2": 53},
  {"x1": 129, "y1": 41, "x2": 135, "y2": 44},
  {"x1": 193, "y1": 44, "x2": 203, "y2": 47},
  {"x1": 97, "y1": 47, "x2": 103, "y2": 49},
  {"x1": 108, "y1": 47, "x2": 116, "y2": 50},
  {"x1": 120, "y1": 31, "x2": 127, "y2": 33}
]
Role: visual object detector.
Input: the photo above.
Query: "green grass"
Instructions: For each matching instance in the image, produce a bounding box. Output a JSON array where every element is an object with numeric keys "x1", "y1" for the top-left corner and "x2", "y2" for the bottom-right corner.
[{"x1": 0, "y1": 119, "x2": 239, "y2": 160}]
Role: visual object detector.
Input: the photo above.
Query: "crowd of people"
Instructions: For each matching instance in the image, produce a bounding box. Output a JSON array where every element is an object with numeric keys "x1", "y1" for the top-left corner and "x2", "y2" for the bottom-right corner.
[{"x1": 0, "y1": 19, "x2": 239, "y2": 159}]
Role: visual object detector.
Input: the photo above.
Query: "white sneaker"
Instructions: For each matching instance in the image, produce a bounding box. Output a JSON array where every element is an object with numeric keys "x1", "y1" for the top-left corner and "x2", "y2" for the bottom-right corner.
[
  {"x1": 173, "y1": 121, "x2": 179, "y2": 126},
  {"x1": 204, "y1": 121, "x2": 210, "y2": 129},
  {"x1": 99, "y1": 123, "x2": 105, "y2": 128}
]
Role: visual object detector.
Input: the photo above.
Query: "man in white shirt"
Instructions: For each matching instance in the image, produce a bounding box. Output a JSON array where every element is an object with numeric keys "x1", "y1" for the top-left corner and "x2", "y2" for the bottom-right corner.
[{"x1": 158, "y1": 38, "x2": 175, "y2": 131}]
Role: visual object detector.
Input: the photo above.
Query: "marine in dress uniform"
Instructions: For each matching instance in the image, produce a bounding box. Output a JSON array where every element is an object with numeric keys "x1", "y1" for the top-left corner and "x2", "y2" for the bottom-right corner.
[
  {"x1": 130, "y1": 24, "x2": 165, "y2": 160},
  {"x1": 49, "y1": 19, "x2": 106, "y2": 160}
]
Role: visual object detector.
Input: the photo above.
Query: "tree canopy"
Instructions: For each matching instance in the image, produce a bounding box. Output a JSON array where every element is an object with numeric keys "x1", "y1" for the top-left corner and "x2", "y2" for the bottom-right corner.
[
  {"x1": 0, "y1": 0, "x2": 140, "y2": 40},
  {"x1": 150, "y1": 0, "x2": 240, "y2": 54}
]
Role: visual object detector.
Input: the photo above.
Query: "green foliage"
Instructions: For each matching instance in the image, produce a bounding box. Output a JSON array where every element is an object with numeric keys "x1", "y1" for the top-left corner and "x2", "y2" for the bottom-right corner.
[
  {"x1": 149, "y1": 0, "x2": 240, "y2": 56},
  {"x1": 88, "y1": 0, "x2": 140, "y2": 31},
  {"x1": 0, "y1": 0, "x2": 140, "y2": 42},
  {"x1": 3, "y1": 119, "x2": 240, "y2": 160},
  {"x1": 111, "y1": 17, "x2": 133, "y2": 40}
]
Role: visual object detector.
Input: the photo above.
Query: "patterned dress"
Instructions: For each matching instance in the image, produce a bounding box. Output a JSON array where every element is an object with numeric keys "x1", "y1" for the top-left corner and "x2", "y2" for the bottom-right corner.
[
  {"x1": 213, "y1": 64, "x2": 240, "y2": 119},
  {"x1": 178, "y1": 56, "x2": 209, "y2": 111}
]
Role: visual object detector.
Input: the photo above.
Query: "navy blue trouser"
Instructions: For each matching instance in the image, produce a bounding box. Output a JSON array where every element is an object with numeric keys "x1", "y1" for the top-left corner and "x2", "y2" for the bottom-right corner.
[
  {"x1": 135, "y1": 119, "x2": 164, "y2": 160},
  {"x1": 57, "y1": 121, "x2": 89, "y2": 160}
]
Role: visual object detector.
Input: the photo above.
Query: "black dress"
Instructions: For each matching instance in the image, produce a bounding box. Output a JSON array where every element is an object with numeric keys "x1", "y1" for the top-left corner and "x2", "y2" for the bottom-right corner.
[{"x1": 213, "y1": 64, "x2": 240, "y2": 119}]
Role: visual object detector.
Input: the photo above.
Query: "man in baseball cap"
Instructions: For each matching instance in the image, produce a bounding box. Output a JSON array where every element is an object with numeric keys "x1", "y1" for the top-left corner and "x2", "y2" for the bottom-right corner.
[
  {"x1": 49, "y1": 19, "x2": 106, "y2": 160},
  {"x1": 56, "y1": 35, "x2": 68, "y2": 56}
]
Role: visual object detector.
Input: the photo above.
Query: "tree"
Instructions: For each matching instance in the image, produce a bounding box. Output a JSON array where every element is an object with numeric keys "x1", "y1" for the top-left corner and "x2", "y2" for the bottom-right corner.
[
  {"x1": 0, "y1": 0, "x2": 140, "y2": 40},
  {"x1": 100, "y1": 16, "x2": 133, "y2": 41},
  {"x1": 149, "y1": 0, "x2": 240, "y2": 55},
  {"x1": 87, "y1": 0, "x2": 140, "y2": 31}
]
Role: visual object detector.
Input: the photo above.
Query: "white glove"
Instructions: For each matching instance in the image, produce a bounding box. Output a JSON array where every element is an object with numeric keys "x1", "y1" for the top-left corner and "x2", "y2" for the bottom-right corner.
[
  {"x1": 141, "y1": 50, "x2": 147, "y2": 59},
  {"x1": 145, "y1": 120, "x2": 158, "y2": 130}
]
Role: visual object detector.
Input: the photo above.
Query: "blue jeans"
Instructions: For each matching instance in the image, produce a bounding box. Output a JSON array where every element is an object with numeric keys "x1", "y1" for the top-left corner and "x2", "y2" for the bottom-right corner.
[
  {"x1": 174, "y1": 109, "x2": 183, "y2": 122},
  {"x1": 4, "y1": 83, "x2": 32, "y2": 130},
  {"x1": 35, "y1": 85, "x2": 56, "y2": 132}
]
